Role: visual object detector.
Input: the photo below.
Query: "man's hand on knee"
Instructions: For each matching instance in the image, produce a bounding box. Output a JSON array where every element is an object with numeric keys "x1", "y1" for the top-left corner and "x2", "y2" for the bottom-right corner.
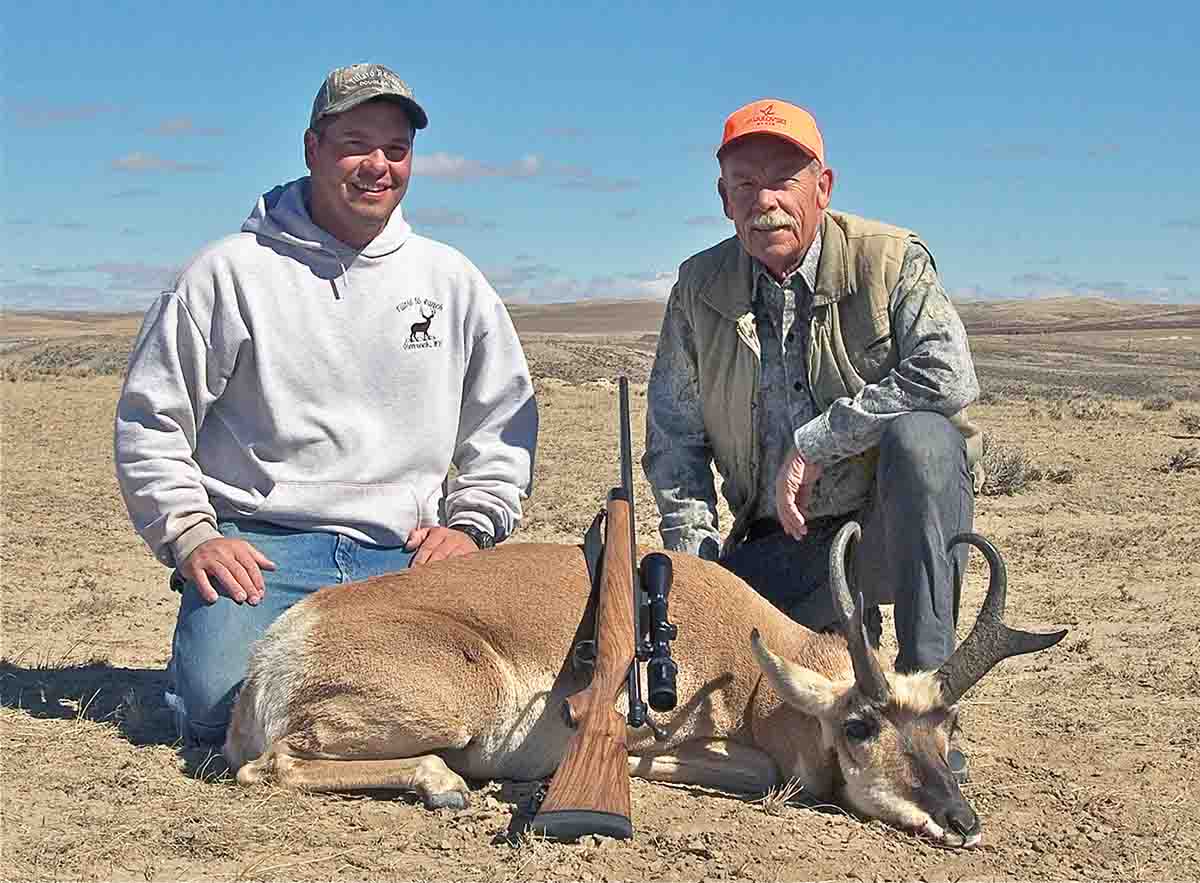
[
  {"x1": 775, "y1": 449, "x2": 822, "y2": 540},
  {"x1": 406, "y1": 526, "x2": 480, "y2": 566},
  {"x1": 180, "y1": 538, "x2": 276, "y2": 606}
]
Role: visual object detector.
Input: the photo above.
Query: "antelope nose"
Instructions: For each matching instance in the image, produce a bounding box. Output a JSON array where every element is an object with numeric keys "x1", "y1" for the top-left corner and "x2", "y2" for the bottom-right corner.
[{"x1": 941, "y1": 803, "x2": 980, "y2": 839}]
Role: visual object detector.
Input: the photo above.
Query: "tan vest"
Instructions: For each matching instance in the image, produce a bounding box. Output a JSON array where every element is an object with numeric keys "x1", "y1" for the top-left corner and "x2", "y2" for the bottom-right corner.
[{"x1": 673, "y1": 210, "x2": 983, "y2": 553}]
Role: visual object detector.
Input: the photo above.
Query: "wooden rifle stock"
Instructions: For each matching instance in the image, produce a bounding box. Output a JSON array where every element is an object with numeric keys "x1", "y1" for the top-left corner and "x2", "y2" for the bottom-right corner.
[{"x1": 530, "y1": 492, "x2": 636, "y2": 840}]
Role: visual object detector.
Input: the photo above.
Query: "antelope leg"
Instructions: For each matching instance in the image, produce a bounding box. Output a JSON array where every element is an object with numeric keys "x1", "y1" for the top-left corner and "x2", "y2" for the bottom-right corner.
[
  {"x1": 629, "y1": 739, "x2": 780, "y2": 795},
  {"x1": 240, "y1": 746, "x2": 471, "y2": 809}
]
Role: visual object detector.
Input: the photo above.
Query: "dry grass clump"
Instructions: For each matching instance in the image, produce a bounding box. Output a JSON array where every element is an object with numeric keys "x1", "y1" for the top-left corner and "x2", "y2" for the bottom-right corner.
[
  {"x1": 1042, "y1": 466, "x2": 1076, "y2": 484},
  {"x1": 1141, "y1": 395, "x2": 1175, "y2": 412},
  {"x1": 0, "y1": 336, "x2": 133, "y2": 381},
  {"x1": 981, "y1": 438, "x2": 1043, "y2": 496},
  {"x1": 980, "y1": 436, "x2": 1076, "y2": 496},
  {"x1": 755, "y1": 777, "x2": 807, "y2": 816},
  {"x1": 1070, "y1": 397, "x2": 1118, "y2": 421},
  {"x1": 1161, "y1": 446, "x2": 1200, "y2": 473},
  {"x1": 1180, "y1": 411, "x2": 1200, "y2": 434},
  {"x1": 977, "y1": 389, "x2": 1003, "y2": 405}
]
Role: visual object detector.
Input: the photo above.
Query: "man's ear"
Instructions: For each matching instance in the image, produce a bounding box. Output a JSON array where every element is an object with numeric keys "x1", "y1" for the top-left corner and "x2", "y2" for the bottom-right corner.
[
  {"x1": 750, "y1": 629, "x2": 839, "y2": 717},
  {"x1": 303, "y1": 129, "x2": 319, "y2": 172},
  {"x1": 816, "y1": 166, "x2": 834, "y2": 211},
  {"x1": 717, "y1": 177, "x2": 734, "y2": 221}
]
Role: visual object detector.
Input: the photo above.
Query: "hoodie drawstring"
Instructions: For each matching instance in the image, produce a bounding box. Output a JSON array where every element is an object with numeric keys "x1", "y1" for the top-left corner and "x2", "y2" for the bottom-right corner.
[{"x1": 331, "y1": 255, "x2": 350, "y2": 301}]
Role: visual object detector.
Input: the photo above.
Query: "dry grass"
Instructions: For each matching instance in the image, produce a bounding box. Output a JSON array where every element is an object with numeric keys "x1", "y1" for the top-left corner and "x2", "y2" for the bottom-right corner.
[
  {"x1": 1070, "y1": 396, "x2": 1118, "y2": 421},
  {"x1": 1163, "y1": 446, "x2": 1200, "y2": 473},
  {"x1": 981, "y1": 438, "x2": 1041, "y2": 495},
  {"x1": 979, "y1": 436, "x2": 1074, "y2": 495},
  {"x1": 2, "y1": 309, "x2": 1199, "y2": 882},
  {"x1": 0, "y1": 334, "x2": 133, "y2": 380},
  {"x1": 1141, "y1": 395, "x2": 1175, "y2": 412},
  {"x1": 755, "y1": 778, "x2": 808, "y2": 816}
]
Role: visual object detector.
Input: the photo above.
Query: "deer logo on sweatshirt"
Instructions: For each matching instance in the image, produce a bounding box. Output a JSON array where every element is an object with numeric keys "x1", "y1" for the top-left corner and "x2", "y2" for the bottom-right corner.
[{"x1": 396, "y1": 298, "x2": 444, "y2": 350}]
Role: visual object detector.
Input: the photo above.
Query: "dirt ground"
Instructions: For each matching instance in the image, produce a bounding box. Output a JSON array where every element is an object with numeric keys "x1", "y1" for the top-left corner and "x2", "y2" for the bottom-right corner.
[{"x1": 2, "y1": 301, "x2": 1199, "y2": 882}]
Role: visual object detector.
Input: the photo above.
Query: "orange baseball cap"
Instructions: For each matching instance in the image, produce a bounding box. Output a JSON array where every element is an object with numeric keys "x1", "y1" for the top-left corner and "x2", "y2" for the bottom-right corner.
[{"x1": 718, "y1": 99, "x2": 824, "y2": 165}]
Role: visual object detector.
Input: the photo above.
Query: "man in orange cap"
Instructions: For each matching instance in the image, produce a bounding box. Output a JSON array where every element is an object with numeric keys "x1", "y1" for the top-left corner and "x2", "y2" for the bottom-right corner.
[{"x1": 642, "y1": 99, "x2": 983, "y2": 778}]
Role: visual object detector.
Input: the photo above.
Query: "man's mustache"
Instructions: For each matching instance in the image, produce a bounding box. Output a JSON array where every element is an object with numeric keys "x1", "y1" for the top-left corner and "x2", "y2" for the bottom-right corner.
[{"x1": 749, "y1": 210, "x2": 795, "y2": 231}]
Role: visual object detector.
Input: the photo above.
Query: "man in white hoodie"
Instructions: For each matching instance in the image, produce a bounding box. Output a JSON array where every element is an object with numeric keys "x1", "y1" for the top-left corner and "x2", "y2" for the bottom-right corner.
[{"x1": 115, "y1": 64, "x2": 539, "y2": 747}]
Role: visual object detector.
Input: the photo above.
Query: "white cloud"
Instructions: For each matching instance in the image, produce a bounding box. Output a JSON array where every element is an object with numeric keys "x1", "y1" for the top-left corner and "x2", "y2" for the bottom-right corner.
[
  {"x1": 411, "y1": 152, "x2": 639, "y2": 192},
  {"x1": 111, "y1": 152, "x2": 218, "y2": 173},
  {"x1": 982, "y1": 143, "x2": 1052, "y2": 159},
  {"x1": 148, "y1": 116, "x2": 225, "y2": 136},
  {"x1": 486, "y1": 263, "x2": 673, "y2": 303},
  {"x1": 111, "y1": 186, "x2": 159, "y2": 199},
  {"x1": 553, "y1": 166, "x2": 638, "y2": 192},
  {"x1": 23, "y1": 262, "x2": 177, "y2": 290},
  {"x1": 91, "y1": 262, "x2": 179, "y2": 290},
  {"x1": 0, "y1": 281, "x2": 163, "y2": 311},
  {"x1": 953, "y1": 271, "x2": 1198, "y2": 303},
  {"x1": 413, "y1": 152, "x2": 542, "y2": 180},
  {"x1": 406, "y1": 207, "x2": 496, "y2": 230},
  {"x1": 8, "y1": 101, "x2": 121, "y2": 126}
]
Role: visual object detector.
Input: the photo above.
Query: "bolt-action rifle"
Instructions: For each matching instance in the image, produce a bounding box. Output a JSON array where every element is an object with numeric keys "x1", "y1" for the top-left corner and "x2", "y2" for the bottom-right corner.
[{"x1": 529, "y1": 376, "x2": 679, "y2": 841}]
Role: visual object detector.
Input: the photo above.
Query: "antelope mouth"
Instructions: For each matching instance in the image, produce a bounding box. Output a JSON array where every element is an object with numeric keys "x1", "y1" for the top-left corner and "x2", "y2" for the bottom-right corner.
[{"x1": 918, "y1": 819, "x2": 982, "y2": 849}]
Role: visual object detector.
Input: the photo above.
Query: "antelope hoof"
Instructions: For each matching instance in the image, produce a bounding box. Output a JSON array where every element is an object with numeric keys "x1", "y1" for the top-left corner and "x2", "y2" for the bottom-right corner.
[
  {"x1": 423, "y1": 789, "x2": 470, "y2": 811},
  {"x1": 414, "y1": 757, "x2": 470, "y2": 811}
]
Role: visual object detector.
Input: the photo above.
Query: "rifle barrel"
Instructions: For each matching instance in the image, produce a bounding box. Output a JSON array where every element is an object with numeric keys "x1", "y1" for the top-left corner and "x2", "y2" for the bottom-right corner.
[{"x1": 617, "y1": 376, "x2": 646, "y2": 727}]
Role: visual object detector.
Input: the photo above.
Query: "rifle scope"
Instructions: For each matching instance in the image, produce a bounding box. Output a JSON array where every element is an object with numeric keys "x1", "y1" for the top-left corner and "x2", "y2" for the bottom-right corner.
[{"x1": 640, "y1": 552, "x2": 678, "y2": 712}]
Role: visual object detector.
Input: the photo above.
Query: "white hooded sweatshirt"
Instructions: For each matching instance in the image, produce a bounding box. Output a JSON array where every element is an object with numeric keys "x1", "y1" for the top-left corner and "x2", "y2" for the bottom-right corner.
[{"x1": 115, "y1": 177, "x2": 537, "y2": 567}]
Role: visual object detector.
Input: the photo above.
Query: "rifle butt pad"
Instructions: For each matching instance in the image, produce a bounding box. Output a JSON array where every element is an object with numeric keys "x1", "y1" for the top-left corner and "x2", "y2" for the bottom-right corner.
[{"x1": 529, "y1": 810, "x2": 632, "y2": 842}]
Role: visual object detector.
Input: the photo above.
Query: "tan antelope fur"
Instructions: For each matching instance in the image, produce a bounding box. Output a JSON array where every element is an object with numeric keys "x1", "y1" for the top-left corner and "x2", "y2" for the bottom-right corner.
[{"x1": 224, "y1": 524, "x2": 1065, "y2": 848}]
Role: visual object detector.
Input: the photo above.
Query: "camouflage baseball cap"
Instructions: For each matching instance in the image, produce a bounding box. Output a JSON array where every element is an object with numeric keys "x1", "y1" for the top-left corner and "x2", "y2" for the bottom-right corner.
[{"x1": 309, "y1": 63, "x2": 429, "y2": 130}]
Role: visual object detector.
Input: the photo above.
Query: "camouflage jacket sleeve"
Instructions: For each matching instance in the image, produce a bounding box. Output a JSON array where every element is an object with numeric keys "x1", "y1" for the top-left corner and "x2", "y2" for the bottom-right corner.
[
  {"x1": 792, "y1": 243, "x2": 980, "y2": 466},
  {"x1": 641, "y1": 289, "x2": 722, "y2": 560}
]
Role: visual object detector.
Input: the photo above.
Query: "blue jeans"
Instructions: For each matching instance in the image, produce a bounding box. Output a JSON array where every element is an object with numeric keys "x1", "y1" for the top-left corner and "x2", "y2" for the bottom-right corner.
[
  {"x1": 720, "y1": 412, "x2": 974, "y2": 673},
  {"x1": 168, "y1": 519, "x2": 413, "y2": 746}
]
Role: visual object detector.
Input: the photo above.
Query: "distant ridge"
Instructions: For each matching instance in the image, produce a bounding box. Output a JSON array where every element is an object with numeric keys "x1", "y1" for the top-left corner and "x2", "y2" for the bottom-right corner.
[
  {"x1": 954, "y1": 298, "x2": 1200, "y2": 335},
  {"x1": 4, "y1": 296, "x2": 1198, "y2": 340}
]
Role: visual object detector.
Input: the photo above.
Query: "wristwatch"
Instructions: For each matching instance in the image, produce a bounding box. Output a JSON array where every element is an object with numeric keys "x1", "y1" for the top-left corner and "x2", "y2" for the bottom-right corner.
[{"x1": 451, "y1": 524, "x2": 496, "y2": 550}]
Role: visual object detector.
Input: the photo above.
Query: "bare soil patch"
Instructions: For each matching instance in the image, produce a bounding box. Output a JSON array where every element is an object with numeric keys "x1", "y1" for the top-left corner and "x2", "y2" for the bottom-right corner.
[{"x1": 2, "y1": 301, "x2": 1198, "y2": 881}]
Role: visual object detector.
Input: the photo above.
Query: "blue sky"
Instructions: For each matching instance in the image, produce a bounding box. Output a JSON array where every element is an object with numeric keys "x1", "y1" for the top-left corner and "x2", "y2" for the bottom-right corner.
[{"x1": 3, "y1": 0, "x2": 1197, "y2": 312}]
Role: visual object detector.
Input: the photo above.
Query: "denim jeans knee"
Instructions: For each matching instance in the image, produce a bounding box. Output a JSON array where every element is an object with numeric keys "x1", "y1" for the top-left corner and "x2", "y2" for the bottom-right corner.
[
  {"x1": 878, "y1": 412, "x2": 967, "y2": 498},
  {"x1": 165, "y1": 520, "x2": 414, "y2": 746},
  {"x1": 170, "y1": 585, "x2": 286, "y2": 745}
]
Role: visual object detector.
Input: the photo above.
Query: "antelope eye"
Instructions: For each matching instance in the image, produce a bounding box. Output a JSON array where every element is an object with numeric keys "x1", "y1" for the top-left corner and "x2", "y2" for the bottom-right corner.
[{"x1": 845, "y1": 719, "x2": 875, "y2": 742}]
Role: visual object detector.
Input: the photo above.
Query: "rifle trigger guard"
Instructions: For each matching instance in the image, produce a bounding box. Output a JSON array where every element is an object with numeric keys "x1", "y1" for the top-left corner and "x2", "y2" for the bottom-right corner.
[
  {"x1": 647, "y1": 718, "x2": 668, "y2": 742},
  {"x1": 524, "y1": 782, "x2": 547, "y2": 817},
  {"x1": 571, "y1": 639, "x2": 597, "y2": 675}
]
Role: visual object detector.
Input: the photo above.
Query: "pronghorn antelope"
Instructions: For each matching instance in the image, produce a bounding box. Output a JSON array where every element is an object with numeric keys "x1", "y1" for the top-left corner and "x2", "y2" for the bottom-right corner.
[{"x1": 223, "y1": 522, "x2": 1065, "y2": 848}]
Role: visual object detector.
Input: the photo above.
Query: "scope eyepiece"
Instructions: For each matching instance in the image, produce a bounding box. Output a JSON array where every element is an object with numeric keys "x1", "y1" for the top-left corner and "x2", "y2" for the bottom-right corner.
[
  {"x1": 647, "y1": 656, "x2": 678, "y2": 711},
  {"x1": 640, "y1": 552, "x2": 673, "y2": 598}
]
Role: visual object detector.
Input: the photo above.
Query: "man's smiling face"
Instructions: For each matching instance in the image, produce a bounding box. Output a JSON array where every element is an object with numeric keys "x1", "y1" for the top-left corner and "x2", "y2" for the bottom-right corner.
[{"x1": 304, "y1": 99, "x2": 414, "y2": 248}]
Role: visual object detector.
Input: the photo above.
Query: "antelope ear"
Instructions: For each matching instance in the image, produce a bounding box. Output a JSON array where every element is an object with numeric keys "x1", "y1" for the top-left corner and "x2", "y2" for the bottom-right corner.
[{"x1": 750, "y1": 629, "x2": 838, "y2": 717}]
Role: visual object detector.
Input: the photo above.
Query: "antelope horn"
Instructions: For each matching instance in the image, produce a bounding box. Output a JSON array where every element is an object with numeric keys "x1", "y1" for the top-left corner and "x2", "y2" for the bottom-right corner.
[
  {"x1": 936, "y1": 532, "x2": 1068, "y2": 707},
  {"x1": 829, "y1": 520, "x2": 860, "y2": 631},
  {"x1": 828, "y1": 521, "x2": 890, "y2": 703}
]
